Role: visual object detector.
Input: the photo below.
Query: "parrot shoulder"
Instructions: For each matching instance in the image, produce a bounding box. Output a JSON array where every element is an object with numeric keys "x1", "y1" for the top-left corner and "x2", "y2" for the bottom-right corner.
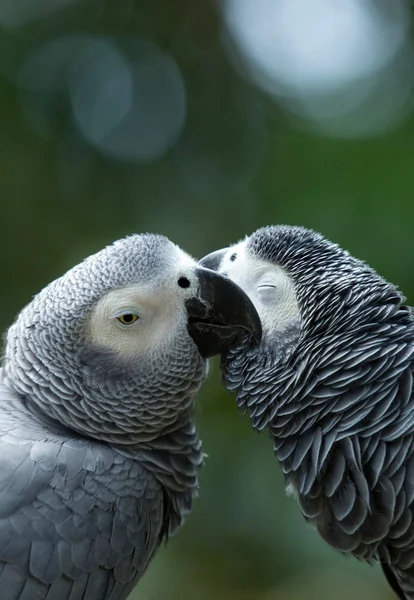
[{"x1": 0, "y1": 381, "x2": 165, "y2": 588}]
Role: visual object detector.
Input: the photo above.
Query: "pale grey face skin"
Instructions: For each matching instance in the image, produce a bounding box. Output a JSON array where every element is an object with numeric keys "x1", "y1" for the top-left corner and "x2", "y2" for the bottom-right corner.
[
  {"x1": 200, "y1": 238, "x2": 300, "y2": 341},
  {"x1": 87, "y1": 247, "x2": 200, "y2": 358},
  {"x1": 3, "y1": 234, "x2": 259, "y2": 445}
]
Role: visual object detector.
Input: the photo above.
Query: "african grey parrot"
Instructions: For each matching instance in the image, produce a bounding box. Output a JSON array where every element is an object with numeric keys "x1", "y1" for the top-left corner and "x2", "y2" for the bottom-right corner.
[
  {"x1": 201, "y1": 225, "x2": 414, "y2": 600},
  {"x1": 0, "y1": 233, "x2": 261, "y2": 600}
]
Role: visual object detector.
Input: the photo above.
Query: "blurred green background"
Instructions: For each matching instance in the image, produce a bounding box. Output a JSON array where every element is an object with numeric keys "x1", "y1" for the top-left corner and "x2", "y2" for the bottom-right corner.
[{"x1": 0, "y1": 0, "x2": 413, "y2": 598}]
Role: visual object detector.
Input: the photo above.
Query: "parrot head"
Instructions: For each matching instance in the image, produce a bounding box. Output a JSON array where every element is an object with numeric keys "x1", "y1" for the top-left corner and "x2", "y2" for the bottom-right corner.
[
  {"x1": 200, "y1": 225, "x2": 407, "y2": 424},
  {"x1": 4, "y1": 234, "x2": 261, "y2": 443}
]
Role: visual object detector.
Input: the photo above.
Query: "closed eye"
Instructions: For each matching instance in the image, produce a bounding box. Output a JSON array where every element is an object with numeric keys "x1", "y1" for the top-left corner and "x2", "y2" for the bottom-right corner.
[{"x1": 258, "y1": 284, "x2": 277, "y2": 289}]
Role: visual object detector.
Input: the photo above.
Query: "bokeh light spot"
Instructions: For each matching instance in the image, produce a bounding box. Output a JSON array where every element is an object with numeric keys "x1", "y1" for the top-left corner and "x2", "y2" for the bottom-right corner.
[
  {"x1": 69, "y1": 40, "x2": 133, "y2": 147},
  {"x1": 223, "y1": 0, "x2": 414, "y2": 137},
  {"x1": 70, "y1": 38, "x2": 187, "y2": 162}
]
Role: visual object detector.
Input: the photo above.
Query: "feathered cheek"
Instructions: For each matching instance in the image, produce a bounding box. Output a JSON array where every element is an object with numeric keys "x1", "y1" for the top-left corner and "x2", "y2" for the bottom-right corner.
[{"x1": 76, "y1": 343, "x2": 134, "y2": 387}]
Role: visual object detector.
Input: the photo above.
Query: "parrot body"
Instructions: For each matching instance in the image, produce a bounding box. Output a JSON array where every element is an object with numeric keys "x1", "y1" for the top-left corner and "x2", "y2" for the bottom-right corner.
[
  {"x1": 0, "y1": 233, "x2": 260, "y2": 600},
  {"x1": 0, "y1": 380, "x2": 192, "y2": 600},
  {"x1": 201, "y1": 225, "x2": 414, "y2": 599}
]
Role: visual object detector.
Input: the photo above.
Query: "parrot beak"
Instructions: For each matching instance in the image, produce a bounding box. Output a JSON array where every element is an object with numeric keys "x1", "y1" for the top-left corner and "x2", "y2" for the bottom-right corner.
[
  {"x1": 198, "y1": 248, "x2": 229, "y2": 272},
  {"x1": 186, "y1": 267, "x2": 262, "y2": 358}
]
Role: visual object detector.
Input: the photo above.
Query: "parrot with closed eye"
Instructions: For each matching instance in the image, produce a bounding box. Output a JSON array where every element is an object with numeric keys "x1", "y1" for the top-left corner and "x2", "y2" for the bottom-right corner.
[{"x1": 201, "y1": 225, "x2": 414, "y2": 599}]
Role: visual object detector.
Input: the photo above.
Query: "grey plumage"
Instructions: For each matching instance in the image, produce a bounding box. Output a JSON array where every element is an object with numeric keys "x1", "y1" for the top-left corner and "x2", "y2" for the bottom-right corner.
[
  {"x1": 0, "y1": 233, "x2": 260, "y2": 600},
  {"x1": 201, "y1": 225, "x2": 414, "y2": 600}
]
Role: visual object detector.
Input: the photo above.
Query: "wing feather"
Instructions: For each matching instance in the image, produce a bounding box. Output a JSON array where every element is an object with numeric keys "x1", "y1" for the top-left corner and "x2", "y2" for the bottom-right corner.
[{"x1": 0, "y1": 383, "x2": 165, "y2": 600}]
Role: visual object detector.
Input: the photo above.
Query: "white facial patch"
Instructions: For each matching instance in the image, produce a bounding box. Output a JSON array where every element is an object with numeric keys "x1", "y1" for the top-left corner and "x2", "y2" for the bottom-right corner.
[
  {"x1": 88, "y1": 245, "x2": 201, "y2": 357},
  {"x1": 218, "y1": 241, "x2": 300, "y2": 336}
]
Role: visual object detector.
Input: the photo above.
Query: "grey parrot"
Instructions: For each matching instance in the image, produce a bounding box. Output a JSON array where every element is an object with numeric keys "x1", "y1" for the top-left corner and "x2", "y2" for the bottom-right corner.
[
  {"x1": 0, "y1": 233, "x2": 261, "y2": 600},
  {"x1": 201, "y1": 225, "x2": 414, "y2": 600}
]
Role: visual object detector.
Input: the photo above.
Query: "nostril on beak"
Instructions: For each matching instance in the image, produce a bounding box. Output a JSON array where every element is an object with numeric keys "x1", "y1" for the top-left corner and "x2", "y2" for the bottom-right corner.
[{"x1": 178, "y1": 277, "x2": 191, "y2": 289}]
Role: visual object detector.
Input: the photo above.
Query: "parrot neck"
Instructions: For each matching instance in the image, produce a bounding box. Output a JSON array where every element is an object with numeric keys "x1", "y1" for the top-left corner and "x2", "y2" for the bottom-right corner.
[
  {"x1": 223, "y1": 335, "x2": 297, "y2": 430},
  {"x1": 0, "y1": 366, "x2": 203, "y2": 538},
  {"x1": 222, "y1": 322, "x2": 300, "y2": 406},
  {"x1": 224, "y1": 294, "x2": 414, "y2": 439},
  {"x1": 116, "y1": 418, "x2": 204, "y2": 537}
]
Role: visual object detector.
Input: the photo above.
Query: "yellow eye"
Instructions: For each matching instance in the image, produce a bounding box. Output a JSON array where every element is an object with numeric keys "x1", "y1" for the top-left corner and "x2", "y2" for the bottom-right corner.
[{"x1": 117, "y1": 313, "x2": 139, "y2": 325}]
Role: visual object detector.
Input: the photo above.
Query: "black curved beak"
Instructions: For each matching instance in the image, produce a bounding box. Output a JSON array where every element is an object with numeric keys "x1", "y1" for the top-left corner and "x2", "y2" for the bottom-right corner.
[
  {"x1": 198, "y1": 248, "x2": 229, "y2": 272},
  {"x1": 186, "y1": 267, "x2": 262, "y2": 359}
]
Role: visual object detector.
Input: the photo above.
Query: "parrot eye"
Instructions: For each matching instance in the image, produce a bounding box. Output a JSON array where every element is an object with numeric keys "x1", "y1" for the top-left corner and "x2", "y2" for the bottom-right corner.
[
  {"x1": 230, "y1": 253, "x2": 237, "y2": 262},
  {"x1": 117, "y1": 313, "x2": 139, "y2": 325},
  {"x1": 178, "y1": 277, "x2": 191, "y2": 289}
]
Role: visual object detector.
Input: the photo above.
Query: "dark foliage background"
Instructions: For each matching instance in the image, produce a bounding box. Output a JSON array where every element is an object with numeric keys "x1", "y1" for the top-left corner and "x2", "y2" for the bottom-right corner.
[{"x1": 1, "y1": 1, "x2": 413, "y2": 598}]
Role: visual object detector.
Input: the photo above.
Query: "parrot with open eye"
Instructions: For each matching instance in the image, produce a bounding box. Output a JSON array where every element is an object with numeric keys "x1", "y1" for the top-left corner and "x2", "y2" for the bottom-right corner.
[
  {"x1": 0, "y1": 233, "x2": 261, "y2": 600},
  {"x1": 201, "y1": 225, "x2": 414, "y2": 599}
]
